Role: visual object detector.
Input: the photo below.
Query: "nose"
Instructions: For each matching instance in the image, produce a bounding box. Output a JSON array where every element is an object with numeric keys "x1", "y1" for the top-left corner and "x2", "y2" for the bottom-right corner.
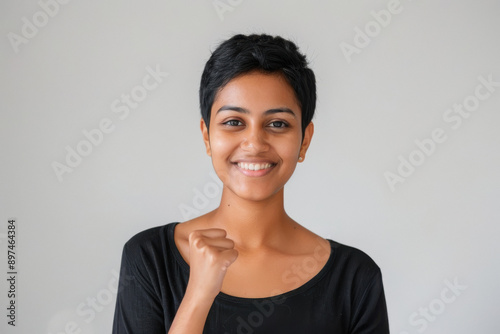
[{"x1": 240, "y1": 126, "x2": 269, "y2": 153}]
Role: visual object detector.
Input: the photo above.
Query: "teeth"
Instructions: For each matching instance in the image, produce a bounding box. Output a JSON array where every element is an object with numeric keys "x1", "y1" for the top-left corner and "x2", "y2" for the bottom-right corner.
[{"x1": 237, "y1": 162, "x2": 273, "y2": 171}]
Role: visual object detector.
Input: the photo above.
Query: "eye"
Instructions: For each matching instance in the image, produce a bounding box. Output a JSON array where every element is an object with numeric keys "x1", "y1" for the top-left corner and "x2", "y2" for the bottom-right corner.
[
  {"x1": 223, "y1": 119, "x2": 243, "y2": 127},
  {"x1": 268, "y1": 121, "x2": 288, "y2": 128}
]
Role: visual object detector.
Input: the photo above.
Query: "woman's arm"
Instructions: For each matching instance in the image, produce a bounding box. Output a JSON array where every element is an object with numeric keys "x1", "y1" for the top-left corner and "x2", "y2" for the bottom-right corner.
[{"x1": 168, "y1": 228, "x2": 238, "y2": 333}]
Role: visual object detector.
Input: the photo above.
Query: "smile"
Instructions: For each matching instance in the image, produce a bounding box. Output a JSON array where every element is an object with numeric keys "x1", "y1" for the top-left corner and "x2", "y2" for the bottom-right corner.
[{"x1": 236, "y1": 162, "x2": 274, "y2": 171}]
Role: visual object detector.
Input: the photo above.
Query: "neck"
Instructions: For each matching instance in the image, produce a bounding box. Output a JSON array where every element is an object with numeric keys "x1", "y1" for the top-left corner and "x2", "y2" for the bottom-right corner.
[{"x1": 207, "y1": 187, "x2": 296, "y2": 250}]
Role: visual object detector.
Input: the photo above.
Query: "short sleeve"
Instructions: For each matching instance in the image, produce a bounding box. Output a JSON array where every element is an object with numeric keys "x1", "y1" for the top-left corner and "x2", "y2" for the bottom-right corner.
[
  {"x1": 112, "y1": 242, "x2": 165, "y2": 334},
  {"x1": 349, "y1": 269, "x2": 390, "y2": 334}
]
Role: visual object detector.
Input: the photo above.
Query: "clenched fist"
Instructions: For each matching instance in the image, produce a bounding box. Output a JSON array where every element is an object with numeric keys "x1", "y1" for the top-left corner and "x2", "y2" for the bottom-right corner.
[{"x1": 186, "y1": 229, "x2": 239, "y2": 301}]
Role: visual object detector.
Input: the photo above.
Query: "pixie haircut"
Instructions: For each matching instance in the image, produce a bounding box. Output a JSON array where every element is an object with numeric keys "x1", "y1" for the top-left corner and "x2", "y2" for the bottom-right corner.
[{"x1": 199, "y1": 34, "x2": 316, "y2": 138}]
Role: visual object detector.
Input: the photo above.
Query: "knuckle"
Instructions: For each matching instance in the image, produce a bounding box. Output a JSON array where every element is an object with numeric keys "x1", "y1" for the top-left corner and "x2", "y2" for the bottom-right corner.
[
  {"x1": 192, "y1": 238, "x2": 205, "y2": 249},
  {"x1": 189, "y1": 230, "x2": 200, "y2": 238},
  {"x1": 188, "y1": 230, "x2": 201, "y2": 242},
  {"x1": 189, "y1": 232, "x2": 207, "y2": 249}
]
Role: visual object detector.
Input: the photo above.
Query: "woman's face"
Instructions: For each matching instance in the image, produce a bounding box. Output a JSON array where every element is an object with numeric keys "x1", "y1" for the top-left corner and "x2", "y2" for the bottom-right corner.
[{"x1": 202, "y1": 71, "x2": 314, "y2": 202}]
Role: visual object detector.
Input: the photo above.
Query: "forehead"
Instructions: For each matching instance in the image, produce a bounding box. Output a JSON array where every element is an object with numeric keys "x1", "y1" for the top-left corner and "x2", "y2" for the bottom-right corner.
[{"x1": 211, "y1": 71, "x2": 301, "y2": 115}]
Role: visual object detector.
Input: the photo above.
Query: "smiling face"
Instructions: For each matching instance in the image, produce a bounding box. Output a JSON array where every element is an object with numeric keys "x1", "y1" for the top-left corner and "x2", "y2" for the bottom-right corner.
[{"x1": 201, "y1": 71, "x2": 314, "y2": 202}]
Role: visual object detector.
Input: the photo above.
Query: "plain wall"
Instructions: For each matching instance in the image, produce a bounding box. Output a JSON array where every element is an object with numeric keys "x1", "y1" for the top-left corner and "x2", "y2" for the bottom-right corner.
[{"x1": 1, "y1": 0, "x2": 499, "y2": 333}]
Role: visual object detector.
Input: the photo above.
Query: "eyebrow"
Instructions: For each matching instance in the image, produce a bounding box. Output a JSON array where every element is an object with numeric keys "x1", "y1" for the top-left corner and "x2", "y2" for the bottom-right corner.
[{"x1": 216, "y1": 105, "x2": 296, "y2": 118}]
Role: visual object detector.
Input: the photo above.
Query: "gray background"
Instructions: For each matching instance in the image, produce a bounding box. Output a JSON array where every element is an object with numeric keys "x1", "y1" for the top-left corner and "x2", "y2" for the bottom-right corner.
[{"x1": 1, "y1": 0, "x2": 499, "y2": 333}]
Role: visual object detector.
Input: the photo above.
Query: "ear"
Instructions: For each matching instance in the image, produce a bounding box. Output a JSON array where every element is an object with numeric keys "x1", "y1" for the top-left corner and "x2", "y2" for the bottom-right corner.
[
  {"x1": 200, "y1": 118, "x2": 211, "y2": 156},
  {"x1": 298, "y1": 122, "x2": 314, "y2": 162}
]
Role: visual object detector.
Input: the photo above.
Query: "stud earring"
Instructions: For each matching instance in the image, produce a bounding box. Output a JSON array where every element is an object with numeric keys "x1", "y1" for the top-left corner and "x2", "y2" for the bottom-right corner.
[{"x1": 298, "y1": 156, "x2": 304, "y2": 161}]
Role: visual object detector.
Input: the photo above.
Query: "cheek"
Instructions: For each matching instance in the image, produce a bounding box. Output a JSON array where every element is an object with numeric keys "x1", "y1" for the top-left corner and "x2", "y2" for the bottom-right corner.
[
  {"x1": 280, "y1": 136, "x2": 302, "y2": 161},
  {"x1": 209, "y1": 132, "x2": 233, "y2": 160},
  {"x1": 282, "y1": 149, "x2": 300, "y2": 166}
]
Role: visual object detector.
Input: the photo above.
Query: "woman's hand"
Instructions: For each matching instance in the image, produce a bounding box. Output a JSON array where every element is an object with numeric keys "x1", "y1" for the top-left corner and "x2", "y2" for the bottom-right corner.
[
  {"x1": 186, "y1": 228, "x2": 239, "y2": 301},
  {"x1": 169, "y1": 228, "x2": 238, "y2": 333}
]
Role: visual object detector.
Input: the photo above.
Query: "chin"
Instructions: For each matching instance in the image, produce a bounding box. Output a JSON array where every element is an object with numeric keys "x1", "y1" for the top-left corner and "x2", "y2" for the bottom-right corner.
[{"x1": 231, "y1": 186, "x2": 282, "y2": 203}]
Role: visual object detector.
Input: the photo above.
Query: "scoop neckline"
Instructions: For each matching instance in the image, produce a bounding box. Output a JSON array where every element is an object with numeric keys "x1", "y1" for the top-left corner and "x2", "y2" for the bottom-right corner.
[{"x1": 167, "y1": 222, "x2": 336, "y2": 302}]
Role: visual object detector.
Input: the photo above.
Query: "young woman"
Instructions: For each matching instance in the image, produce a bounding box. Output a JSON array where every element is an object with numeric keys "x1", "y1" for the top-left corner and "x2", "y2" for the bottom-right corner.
[{"x1": 113, "y1": 34, "x2": 389, "y2": 333}]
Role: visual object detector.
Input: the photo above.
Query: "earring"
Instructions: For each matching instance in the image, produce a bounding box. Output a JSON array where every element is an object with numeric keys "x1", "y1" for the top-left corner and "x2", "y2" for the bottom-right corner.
[{"x1": 298, "y1": 156, "x2": 304, "y2": 161}]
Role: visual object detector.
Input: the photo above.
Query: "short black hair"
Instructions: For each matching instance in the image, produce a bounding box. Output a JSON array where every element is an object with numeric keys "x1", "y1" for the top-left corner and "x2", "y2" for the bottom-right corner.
[{"x1": 199, "y1": 34, "x2": 316, "y2": 138}]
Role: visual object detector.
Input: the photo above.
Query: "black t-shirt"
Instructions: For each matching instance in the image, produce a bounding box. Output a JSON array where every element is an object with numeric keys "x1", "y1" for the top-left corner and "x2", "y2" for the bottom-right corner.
[{"x1": 112, "y1": 223, "x2": 389, "y2": 333}]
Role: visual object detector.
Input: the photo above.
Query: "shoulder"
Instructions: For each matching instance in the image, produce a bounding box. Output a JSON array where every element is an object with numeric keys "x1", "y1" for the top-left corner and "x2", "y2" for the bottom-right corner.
[
  {"x1": 327, "y1": 240, "x2": 383, "y2": 285},
  {"x1": 122, "y1": 222, "x2": 179, "y2": 263},
  {"x1": 330, "y1": 240, "x2": 380, "y2": 268},
  {"x1": 326, "y1": 241, "x2": 389, "y2": 331}
]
